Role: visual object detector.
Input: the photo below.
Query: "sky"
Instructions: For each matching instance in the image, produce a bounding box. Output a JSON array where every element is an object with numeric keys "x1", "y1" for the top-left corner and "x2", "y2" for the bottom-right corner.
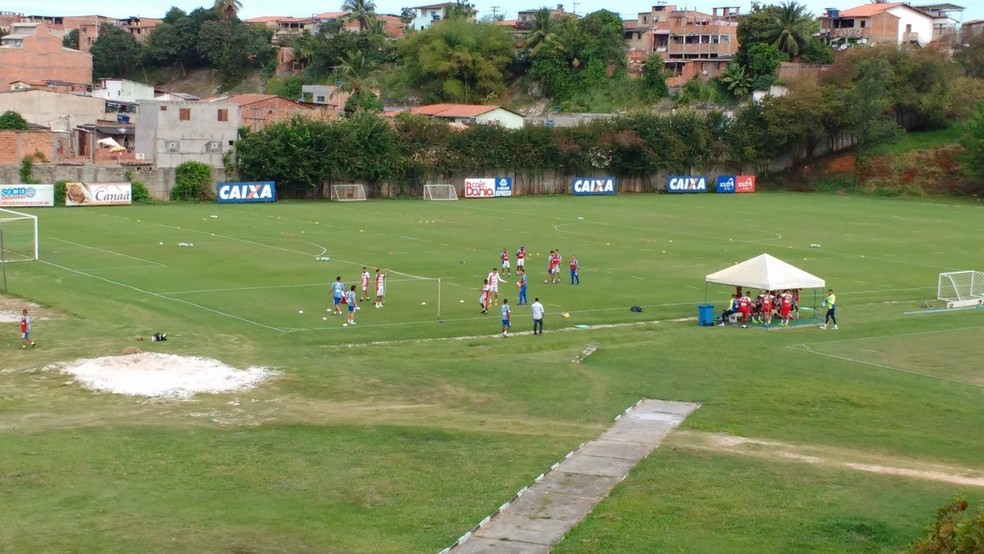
[{"x1": 6, "y1": 0, "x2": 983, "y2": 24}]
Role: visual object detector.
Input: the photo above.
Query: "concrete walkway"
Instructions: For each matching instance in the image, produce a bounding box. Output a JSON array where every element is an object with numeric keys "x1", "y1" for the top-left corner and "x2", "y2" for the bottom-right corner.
[{"x1": 445, "y1": 399, "x2": 700, "y2": 553}]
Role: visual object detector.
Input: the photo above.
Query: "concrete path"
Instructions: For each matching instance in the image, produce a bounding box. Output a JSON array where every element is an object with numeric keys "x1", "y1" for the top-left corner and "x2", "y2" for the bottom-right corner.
[{"x1": 445, "y1": 399, "x2": 700, "y2": 553}]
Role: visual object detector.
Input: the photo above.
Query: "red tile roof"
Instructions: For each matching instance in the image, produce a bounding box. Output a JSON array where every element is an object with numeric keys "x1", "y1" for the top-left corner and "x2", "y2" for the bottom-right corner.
[
  {"x1": 410, "y1": 104, "x2": 500, "y2": 117},
  {"x1": 838, "y1": 3, "x2": 904, "y2": 17}
]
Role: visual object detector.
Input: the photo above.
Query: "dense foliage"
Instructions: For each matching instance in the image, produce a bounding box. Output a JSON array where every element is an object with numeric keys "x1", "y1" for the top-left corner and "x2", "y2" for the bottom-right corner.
[
  {"x1": 910, "y1": 498, "x2": 984, "y2": 554},
  {"x1": 171, "y1": 161, "x2": 214, "y2": 201},
  {"x1": 0, "y1": 110, "x2": 30, "y2": 130}
]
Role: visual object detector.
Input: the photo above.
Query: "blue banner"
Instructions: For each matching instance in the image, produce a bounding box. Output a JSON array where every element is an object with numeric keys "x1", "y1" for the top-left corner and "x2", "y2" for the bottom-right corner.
[
  {"x1": 667, "y1": 176, "x2": 708, "y2": 193},
  {"x1": 572, "y1": 177, "x2": 616, "y2": 196},
  {"x1": 716, "y1": 176, "x2": 736, "y2": 193},
  {"x1": 217, "y1": 181, "x2": 277, "y2": 203},
  {"x1": 494, "y1": 178, "x2": 512, "y2": 197}
]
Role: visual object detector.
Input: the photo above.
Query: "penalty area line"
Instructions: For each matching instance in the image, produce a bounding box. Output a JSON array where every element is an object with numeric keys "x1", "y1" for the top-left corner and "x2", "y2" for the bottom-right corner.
[{"x1": 40, "y1": 260, "x2": 286, "y2": 332}]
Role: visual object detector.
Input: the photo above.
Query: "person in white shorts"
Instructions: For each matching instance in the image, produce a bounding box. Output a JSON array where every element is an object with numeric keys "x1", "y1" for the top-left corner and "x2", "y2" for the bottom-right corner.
[
  {"x1": 500, "y1": 248, "x2": 511, "y2": 276},
  {"x1": 374, "y1": 268, "x2": 386, "y2": 308},
  {"x1": 487, "y1": 268, "x2": 500, "y2": 306}
]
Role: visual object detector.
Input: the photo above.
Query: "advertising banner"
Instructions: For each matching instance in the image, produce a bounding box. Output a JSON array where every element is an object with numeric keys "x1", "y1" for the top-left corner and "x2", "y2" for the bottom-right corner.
[
  {"x1": 667, "y1": 176, "x2": 708, "y2": 193},
  {"x1": 494, "y1": 178, "x2": 512, "y2": 197},
  {"x1": 216, "y1": 181, "x2": 277, "y2": 203},
  {"x1": 572, "y1": 177, "x2": 616, "y2": 196},
  {"x1": 736, "y1": 175, "x2": 756, "y2": 193},
  {"x1": 716, "y1": 176, "x2": 736, "y2": 193},
  {"x1": 0, "y1": 184, "x2": 55, "y2": 207},
  {"x1": 65, "y1": 182, "x2": 132, "y2": 206},
  {"x1": 464, "y1": 178, "x2": 495, "y2": 198}
]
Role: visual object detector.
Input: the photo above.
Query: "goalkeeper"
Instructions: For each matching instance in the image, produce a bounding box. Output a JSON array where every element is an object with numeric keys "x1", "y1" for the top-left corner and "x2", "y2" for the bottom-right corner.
[{"x1": 821, "y1": 289, "x2": 838, "y2": 330}]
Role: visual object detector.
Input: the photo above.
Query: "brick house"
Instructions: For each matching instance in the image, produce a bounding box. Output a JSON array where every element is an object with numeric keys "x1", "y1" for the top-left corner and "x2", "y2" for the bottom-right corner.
[
  {"x1": 0, "y1": 23, "x2": 93, "y2": 85},
  {"x1": 625, "y1": 5, "x2": 741, "y2": 86},
  {"x1": 134, "y1": 100, "x2": 240, "y2": 169},
  {"x1": 208, "y1": 94, "x2": 315, "y2": 131},
  {"x1": 819, "y1": 3, "x2": 936, "y2": 48},
  {"x1": 0, "y1": 130, "x2": 73, "y2": 165}
]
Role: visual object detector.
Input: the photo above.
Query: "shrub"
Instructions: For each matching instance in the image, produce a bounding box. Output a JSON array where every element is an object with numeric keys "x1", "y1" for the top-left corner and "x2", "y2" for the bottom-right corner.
[
  {"x1": 54, "y1": 180, "x2": 67, "y2": 205},
  {"x1": 171, "y1": 161, "x2": 214, "y2": 201},
  {"x1": 911, "y1": 497, "x2": 984, "y2": 554}
]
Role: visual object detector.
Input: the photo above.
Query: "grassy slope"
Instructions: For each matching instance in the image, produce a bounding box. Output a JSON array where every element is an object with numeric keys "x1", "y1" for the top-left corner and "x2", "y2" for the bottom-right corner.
[{"x1": 1, "y1": 194, "x2": 983, "y2": 551}]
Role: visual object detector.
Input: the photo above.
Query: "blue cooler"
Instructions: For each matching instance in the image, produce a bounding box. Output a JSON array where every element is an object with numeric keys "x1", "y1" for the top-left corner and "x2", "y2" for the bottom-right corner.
[{"x1": 698, "y1": 304, "x2": 715, "y2": 326}]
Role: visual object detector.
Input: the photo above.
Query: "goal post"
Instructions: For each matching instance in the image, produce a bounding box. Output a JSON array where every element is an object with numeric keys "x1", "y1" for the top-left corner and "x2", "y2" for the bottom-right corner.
[
  {"x1": 330, "y1": 184, "x2": 367, "y2": 202},
  {"x1": 0, "y1": 208, "x2": 39, "y2": 263},
  {"x1": 423, "y1": 184, "x2": 457, "y2": 201},
  {"x1": 937, "y1": 270, "x2": 984, "y2": 308}
]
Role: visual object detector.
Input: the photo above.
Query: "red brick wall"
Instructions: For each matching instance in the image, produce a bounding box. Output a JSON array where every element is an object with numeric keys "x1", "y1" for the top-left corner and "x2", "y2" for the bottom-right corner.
[
  {"x1": 0, "y1": 130, "x2": 59, "y2": 166},
  {"x1": 240, "y1": 98, "x2": 314, "y2": 131},
  {"x1": 0, "y1": 24, "x2": 93, "y2": 84}
]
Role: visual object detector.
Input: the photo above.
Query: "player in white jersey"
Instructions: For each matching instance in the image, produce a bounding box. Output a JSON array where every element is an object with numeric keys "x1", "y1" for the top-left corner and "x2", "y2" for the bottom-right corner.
[
  {"x1": 360, "y1": 267, "x2": 371, "y2": 301},
  {"x1": 375, "y1": 268, "x2": 386, "y2": 308},
  {"x1": 487, "y1": 268, "x2": 501, "y2": 306}
]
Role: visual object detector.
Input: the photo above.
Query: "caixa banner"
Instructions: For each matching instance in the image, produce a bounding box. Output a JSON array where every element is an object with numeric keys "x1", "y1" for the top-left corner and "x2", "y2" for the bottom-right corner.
[
  {"x1": 716, "y1": 175, "x2": 756, "y2": 194},
  {"x1": 667, "y1": 176, "x2": 708, "y2": 193},
  {"x1": 217, "y1": 181, "x2": 276, "y2": 203},
  {"x1": 464, "y1": 178, "x2": 512, "y2": 198},
  {"x1": 572, "y1": 177, "x2": 616, "y2": 196}
]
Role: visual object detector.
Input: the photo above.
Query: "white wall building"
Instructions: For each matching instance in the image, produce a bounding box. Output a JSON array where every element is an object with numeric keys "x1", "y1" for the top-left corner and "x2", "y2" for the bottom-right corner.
[
  {"x1": 408, "y1": 2, "x2": 452, "y2": 31},
  {"x1": 134, "y1": 100, "x2": 239, "y2": 168},
  {"x1": 92, "y1": 78, "x2": 156, "y2": 104}
]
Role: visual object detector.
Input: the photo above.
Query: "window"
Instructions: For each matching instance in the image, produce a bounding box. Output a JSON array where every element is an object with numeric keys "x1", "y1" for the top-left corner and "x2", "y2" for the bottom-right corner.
[
  {"x1": 179, "y1": 108, "x2": 191, "y2": 121},
  {"x1": 217, "y1": 108, "x2": 228, "y2": 122},
  {"x1": 160, "y1": 105, "x2": 167, "y2": 111},
  {"x1": 316, "y1": 95, "x2": 326, "y2": 103}
]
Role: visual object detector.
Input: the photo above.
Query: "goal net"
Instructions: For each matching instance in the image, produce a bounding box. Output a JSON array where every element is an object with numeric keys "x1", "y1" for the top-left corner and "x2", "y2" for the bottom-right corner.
[
  {"x1": 937, "y1": 270, "x2": 984, "y2": 308},
  {"x1": 423, "y1": 184, "x2": 457, "y2": 201},
  {"x1": 330, "y1": 184, "x2": 367, "y2": 202},
  {"x1": 0, "y1": 208, "x2": 39, "y2": 263}
]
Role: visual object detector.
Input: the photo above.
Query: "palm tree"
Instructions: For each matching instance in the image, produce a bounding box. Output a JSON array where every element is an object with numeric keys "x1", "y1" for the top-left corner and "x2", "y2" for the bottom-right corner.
[
  {"x1": 342, "y1": 0, "x2": 377, "y2": 32},
  {"x1": 213, "y1": 0, "x2": 243, "y2": 20},
  {"x1": 334, "y1": 50, "x2": 381, "y2": 97},
  {"x1": 523, "y1": 8, "x2": 556, "y2": 57},
  {"x1": 761, "y1": 2, "x2": 814, "y2": 60}
]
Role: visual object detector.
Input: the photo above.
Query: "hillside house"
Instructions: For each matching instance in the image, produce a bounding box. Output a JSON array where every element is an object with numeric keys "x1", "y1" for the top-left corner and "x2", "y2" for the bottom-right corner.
[
  {"x1": 0, "y1": 23, "x2": 93, "y2": 85},
  {"x1": 134, "y1": 100, "x2": 239, "y2": 169}
]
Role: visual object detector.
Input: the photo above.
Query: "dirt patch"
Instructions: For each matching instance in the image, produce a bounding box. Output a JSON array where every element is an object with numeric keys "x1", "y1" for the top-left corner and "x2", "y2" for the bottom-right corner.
[
  {"x1": 673, "y1": 431, "x2": 984, "y2": 487},
  {"x1": 48, "y1": 352, "x2": 277, "y2": 399}
]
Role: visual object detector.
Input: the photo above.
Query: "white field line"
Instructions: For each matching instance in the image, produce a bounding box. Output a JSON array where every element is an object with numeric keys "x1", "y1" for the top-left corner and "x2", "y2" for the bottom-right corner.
[
  {"x1": 788, "y1": 325, "x2": 984, "y2": 388},
  {"x1": 39, "y1": 260, "x2": 286, "y2": 332},
  {"x1": 50, "y1": 238, "x2": 166, "y2": 267},
  {"x1": 157, "y1": 278, "x2": 428, "y2": 296}
]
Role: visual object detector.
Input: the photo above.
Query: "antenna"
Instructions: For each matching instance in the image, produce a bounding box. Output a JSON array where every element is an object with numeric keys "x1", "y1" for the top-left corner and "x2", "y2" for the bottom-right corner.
[{"x1": 572, "y1": 2, "x2": 579, "y2": 15}]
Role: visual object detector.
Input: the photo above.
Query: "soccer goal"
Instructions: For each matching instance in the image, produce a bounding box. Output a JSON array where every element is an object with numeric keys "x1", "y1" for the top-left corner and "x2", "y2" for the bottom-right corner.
[
  {"x1": 330, "y1": 184, "x2": 367, "y2": 202},
  {"x1": 0, "y1": 208, "x2": 39, "y2": 263},
  {"x1": 937, "y1": 271, "x2": 984, "y2": 308},
  {"x1": 423, "y1": 184, "x2": 458, "y2": 201}
]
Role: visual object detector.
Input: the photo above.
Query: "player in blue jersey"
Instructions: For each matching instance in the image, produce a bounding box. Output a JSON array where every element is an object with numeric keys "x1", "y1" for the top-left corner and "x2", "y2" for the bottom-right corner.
[
  {"x1": 331, "y1": 276, "x2": 346, "y2": 316},
  {"x1": 500, "y1": 298, "x2": 511, "y2": 337},
  {"x1": 516, "y1": 268, "x2": 528, "y2": 305}
]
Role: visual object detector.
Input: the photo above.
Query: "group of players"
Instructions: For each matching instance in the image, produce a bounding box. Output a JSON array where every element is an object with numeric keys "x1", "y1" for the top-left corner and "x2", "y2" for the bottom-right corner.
[
  {"x1": 479, "y1": 247, "x2": 581, "y2": 314},
  {"x1": 328, "y1": 267, "x2": 387, "y2": 325},
  {"x1": 721, "y1": 288, "x2": 799, "y2": 329}
]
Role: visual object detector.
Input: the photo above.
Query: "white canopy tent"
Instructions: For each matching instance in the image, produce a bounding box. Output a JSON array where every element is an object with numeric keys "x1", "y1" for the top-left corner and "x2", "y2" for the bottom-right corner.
[
  {"x1": 705, "y1": 254, "x2": 826, "y2": 320},
  {"x1": 706, "y1": 253, "x2": 825, "y2": 291}
]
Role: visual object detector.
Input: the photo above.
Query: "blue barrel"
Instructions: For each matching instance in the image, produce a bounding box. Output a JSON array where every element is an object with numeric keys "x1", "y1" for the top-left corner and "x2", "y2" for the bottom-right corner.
[{"x1": 698, "y1": 304, "x2": 715, "y2": 326}]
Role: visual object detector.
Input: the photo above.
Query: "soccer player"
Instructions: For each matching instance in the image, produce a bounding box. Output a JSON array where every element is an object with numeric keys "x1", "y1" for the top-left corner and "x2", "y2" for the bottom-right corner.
[
  {"x1": 375, "y1": 268, "x2": 386, "y2": 308},
  {"x1": 346, "y1": 285, "x2": 358, "y2": 325},
  {"x1": 779, "y1": 290, "x2": 793, "y2": 327},
  {"x1": 544, "y1": 250, "x2": 554, "y2": 283},
  {"x1": 531, "y1": 297, "x2": 544, "y2": 335},
  {"x1": 516, "y1": 268, "x2": 528, "y2": 305},
  {"x1": 360, "y1": 267, "x2": 371, "y2": 302},
  {"x1": 761, "y1": 290, "x2": 775, "y2": 328},
  {"x1": 738, "y1": 290, "x2": 752, "y2": 329},
  {"x1": 500, "y1": 248, "x2": 511, "y2": 276},
  {"x1": 20, "y1": 309, "x2": 35, "y2": 349},
  {"x1": 331, "y1": 276, "x2": 346, "y2": 316},
  {"x1": 552, "y1": 250, "x2": 562, "y2": 284},
  {"x1": 479, "y1": 278, "x2": 491, "y2": 314},
  {"x1": 487, "y1": 268, "x2": 500, "y2": 306},
  {"x1": 821, "y1": 288, "x2": 838, "y2": 329},
  {"x1": 500, "y1": 298, "x2": 511, "y2": 337},
  {"x1": 516, "y1": 246, "x2": 526, "y2": 271},
  {"x1": 569, "y1": 254, "x2": 580, "y2": 285}
]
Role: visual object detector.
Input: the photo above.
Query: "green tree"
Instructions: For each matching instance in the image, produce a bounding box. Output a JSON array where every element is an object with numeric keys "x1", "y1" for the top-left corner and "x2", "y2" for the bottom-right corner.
[
  {"x1": 799, "y1": 37, "x2": 835, "y2": 64},
  {"x1": 90, "y1": 23, "x2": 144, "y2": 79},
  {"x1": 445, "y1": 0, "x2": 477, "y2": 21},
  {"x1": 62, "y1": 29, "x2": 79, "y2": 49},
  {"x1": 334, "y1": 50, "x2": 383, "y2": 112},
  {"x1": 342, "y1": 0, "x2": 377, "y2": 32},
  {"x1": 641, "y1": 53, "x2": 669, "y2": 98},
  {"x1": 735, "y1": 4, "x2": 781, "y2": 67},
  {"x1": 718, "y1": 62, "x2": 752, "y2": 99},
  {"x1": 523, "y1": 8, "x2": 558, "y2": 57},
  {"x1": 144, "y1": 7, "x2": 218, "y2": 70},
  {"x1": 396, "y1": 19, "x2": 513, "y2": 103},
  {"x1": 213, "y1": 0, "x2": 243, "y2": 21},
  {"x1": 956, "y1": 28, "x2": 984, "y2": 78},
  {"x1": 761, "y1": 2, "x2": 815, "y2": 60},
  {"x1": 198, "y1": 19, "x2": 275, "y2": 82},
  {"x1": 0, "y1": 110, "x2": 30, "y2": 130},
  {"x1": 844, "y1": 57, "x2": 902, "y2": 185},
  {"x1": 960, "y1": 103, "x2": 984, "y2": 184},
  {"x1": 171, "y1": 161, "x2": 214, "y2": 201},
  {"x1": 745, "y1": 42, "x2": 787, "y2": 82}
]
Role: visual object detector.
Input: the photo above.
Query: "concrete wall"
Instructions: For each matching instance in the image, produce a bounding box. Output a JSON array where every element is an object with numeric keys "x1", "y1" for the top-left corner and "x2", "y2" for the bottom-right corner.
[
  {"x1": 0, "y1": 163, "x2": 227, "y2": 201},
  {"x1": 0, "y1": 89, "x2": 106, "y2": 131},
  {"x1": 135, "y1": 100, "x2": 240, "y2": 168}
]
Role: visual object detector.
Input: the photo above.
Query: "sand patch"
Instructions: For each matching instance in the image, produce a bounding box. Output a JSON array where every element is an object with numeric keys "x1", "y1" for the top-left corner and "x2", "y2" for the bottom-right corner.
[{"x1": 49, "y1": 352, "x2": 277, "y2": 399}]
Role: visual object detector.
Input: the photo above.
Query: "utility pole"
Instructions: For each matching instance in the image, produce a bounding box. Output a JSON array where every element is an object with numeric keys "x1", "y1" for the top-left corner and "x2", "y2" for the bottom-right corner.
[
  {"x1": 572, "y1": 2, "x2": 579, "y2": 15},
  {"x1": 490, "y1": 5, "x2": 500, "y2": 19}
]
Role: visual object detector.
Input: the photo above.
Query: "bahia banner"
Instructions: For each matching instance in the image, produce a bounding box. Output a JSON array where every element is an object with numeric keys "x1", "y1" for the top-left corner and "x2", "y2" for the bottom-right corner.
[
  {"x1": 572, "y1": 177, "x2": 616, "y2": 196},
  {"x1": 0, "y1": 184, "x2": 55, "y2": 207},
  {"x1": 667, "y1": 176, "x2": 708, "y2": 193},
  {"x1": 217, "y1": 181, "x2": 277, "y2": 203},
  {"x1": 65, "y1": 182, "x2": 132, "y2": 206},
  {"x1": 465, "y1": 178, "x2": 512, "y2": 198}
]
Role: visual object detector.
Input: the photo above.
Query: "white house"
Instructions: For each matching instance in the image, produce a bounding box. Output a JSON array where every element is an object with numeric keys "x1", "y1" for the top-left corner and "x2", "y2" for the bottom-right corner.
[
  {"x1": 408, "y1": 2, "x2": 452, "y2": 30},
  {"x1": 91, "y1": 78, "x2": 156, "y2": 104},
  {"x1": 406, "y1": 104, "x2": 525, "y2": 129}
]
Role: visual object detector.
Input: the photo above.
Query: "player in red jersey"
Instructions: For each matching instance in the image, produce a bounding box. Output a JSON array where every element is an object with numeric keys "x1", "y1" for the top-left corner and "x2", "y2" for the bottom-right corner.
[
  {"x1": 515, "y1": 246, "x2": 526, "y2": 271},
  {"x1": 761, "y1": 290, "x2": 775, "y2": 328},
  {"x1": 20, "y1": 309, "x2": 36, "y2": 349},
  {"x1": 544, "y1": 250, "x2": 554, "y2": 283},
  {"x1": 779, "y1": 290, "x2": 793, "y2": 327},
  {"x1": 738, "y1": 291, "x2": 752, "y2": 328},
  {"x1": 500, "y1": 248, "x2": 511, "y2": 276},
  {"x1": 479, "y1": 278, "x2": 491, "y2": 314}
]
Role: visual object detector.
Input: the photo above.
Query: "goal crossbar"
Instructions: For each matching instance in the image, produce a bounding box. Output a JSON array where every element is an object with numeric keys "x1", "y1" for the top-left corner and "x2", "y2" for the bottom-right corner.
[
  {"x1": 330, "y1": 184, "x2": 367, "y2": 202},
  {"x1": 937, "y1": 270, "x2": 984, "y2": 308},
  {"x1": 423, "y1": 184, "x2": 457, "y2": 201},
  {"x1": 0, "y1": 207, "x2": 39, "y2": 262}
]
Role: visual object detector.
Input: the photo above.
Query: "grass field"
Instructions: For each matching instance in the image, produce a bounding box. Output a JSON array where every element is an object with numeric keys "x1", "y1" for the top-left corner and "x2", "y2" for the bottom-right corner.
[{"x1": 2, "y1": 193, "x2": 983, "y2": 552}]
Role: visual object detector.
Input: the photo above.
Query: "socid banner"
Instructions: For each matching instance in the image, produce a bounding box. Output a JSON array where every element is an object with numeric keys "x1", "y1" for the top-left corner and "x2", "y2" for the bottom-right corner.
[
  {"x1": 0, "y1": 184, "x2": 55, "y2": 207},
  {"x1": 572, "y1": 177, "x2": 616, "y2": 196},
  {"x1": 667, "y1": 176, "x2": 708, "y2": 193},
  {"x1": 216, "y1": 181, "x2": 277, "y2": 203},
  {"x1": 65, "y1": 182, "x2": 132, "y2": 206},
  {"x1": 465, "y1": 178, "x2": 512, "y2": 198},
  {"x1": 716, "y1": 175, "x2": 756, "y2": 193}
]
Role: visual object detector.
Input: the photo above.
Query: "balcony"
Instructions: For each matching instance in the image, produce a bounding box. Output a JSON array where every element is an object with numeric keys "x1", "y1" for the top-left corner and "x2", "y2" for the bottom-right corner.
[{"x1": 902, "y1": 31, "x2": 920, "y2": 43}]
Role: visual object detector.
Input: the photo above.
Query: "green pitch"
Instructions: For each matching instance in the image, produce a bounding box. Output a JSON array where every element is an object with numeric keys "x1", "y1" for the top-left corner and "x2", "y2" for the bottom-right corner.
[{"x1": 1, "y1": 193, "x2": 983, "y2": 552}]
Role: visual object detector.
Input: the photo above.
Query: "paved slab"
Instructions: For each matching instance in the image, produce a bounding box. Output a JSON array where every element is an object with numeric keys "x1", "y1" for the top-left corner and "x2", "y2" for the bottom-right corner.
[{"x1": 445, "y1": 399, "x2": 700, "y2": 553}]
